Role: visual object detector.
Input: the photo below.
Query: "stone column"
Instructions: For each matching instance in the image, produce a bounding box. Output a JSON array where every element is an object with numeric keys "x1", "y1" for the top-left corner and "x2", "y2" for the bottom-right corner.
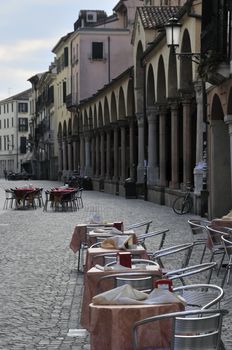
[
  {"x1": 106, "y1": 129, "x2": 111, "y2": 179},
  {"x1": 72, "y1": 137, "x2": 78, "y2": 171},
  {"x1": 95, "y1": 133, "x2": 100, "y2": 177},
  {"x1": 182, "y1": 98, "x2": 192, "y2": 186},
  {"x1": 194, "y1": 80, "x2": 206, "y2": 194},
  {"x1": 67, "y1": 138, "x2": 72, "y2": 171},
  {"x1": 91, "y1": 136, "x2": 95, "y2": 176},
  {"x1": 58, "y1": 140, "x2": 63, "y2": 171},
  {"x1": 62, "y1": 139, "x2": 67, "y2": 171},
  {"x1": 84, "y1": 134, "x2": 91, "y2": 176},
  {"x1": 120, "y1": 124, "x2": 126, "y2": 181},
  {"x1": 129, "y1": 118, "x2": 135, "y2": 180},
  {"x1": 136, "y1": 112, "x2": 144, "y2": 183},
  {"x1": 79, "y1": 135, "x2": 85, "y2": 177},
  {"x1": 224, "y1": 114, "x2": 232, "y2": 190},
  {"x1": 159, "y1": 106, "x2": 167, "y2": 187},
  {"x1": 113, "y1": 126, "x2": 118, "y2": 181},
  {"x1": 100, "y1": 130, "x2": 105, "y2": 177},
  {"x1": 169, "y1": 102, "x2": 179, "y2": 188},
  {"x1": 147, "y1": 106, "x2": 159, "y2": 186}
]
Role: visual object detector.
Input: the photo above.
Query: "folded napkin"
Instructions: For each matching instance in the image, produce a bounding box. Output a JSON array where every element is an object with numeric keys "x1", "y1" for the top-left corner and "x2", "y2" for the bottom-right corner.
[
  {"x1": 222, "y1": 209, "x2": 232, "y2": 220},
  {"x1": 92, "y1": 284, "x2": 148, "y2": 305},
  {"x1": 109, "y1": 227, "x2": 123, "y2": 235},
  {"x1": 92, "y1": 285, "x2": 187, "y2": 305},
  {"x1": 90, "y1": 213, "x2": 103, "y2": 224},
  {"x1": 101, "y1": 235, "x2": 132, "y2": 250},
  {"x1": 143, "y1": 289, "x2": 186, "y2": 305},
  {"x1": 93, "y1": 228, "x2": 106, "y2": 233},
  {"x1": 95, "y1": 264, "x2": 132, "y2": 271}
]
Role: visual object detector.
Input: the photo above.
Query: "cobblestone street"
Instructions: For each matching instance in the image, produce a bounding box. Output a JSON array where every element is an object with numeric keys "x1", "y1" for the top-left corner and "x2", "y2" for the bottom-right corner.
[{"x1": 0, "y1": 179, "x2": 231, "y2": 349}]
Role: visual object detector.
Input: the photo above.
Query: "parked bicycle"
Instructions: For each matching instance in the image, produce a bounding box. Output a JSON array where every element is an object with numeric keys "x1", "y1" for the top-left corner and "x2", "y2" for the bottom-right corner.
[{"x1": 172, "y1": 183, "x2": 193, "y2": 215}]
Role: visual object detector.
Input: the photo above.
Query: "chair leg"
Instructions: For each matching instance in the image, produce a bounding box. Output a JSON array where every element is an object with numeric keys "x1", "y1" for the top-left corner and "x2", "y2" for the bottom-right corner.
[
  {"x1": 200, "y1": 245, "x2": 206, "y2": 264},
  {"x1": 217, "y1": 252, "x2": 226, "y2": 276}
]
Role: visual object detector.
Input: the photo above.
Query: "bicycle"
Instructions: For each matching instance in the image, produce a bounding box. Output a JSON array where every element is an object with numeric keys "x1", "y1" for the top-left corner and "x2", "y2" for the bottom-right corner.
[{"x1": 172, "y1": 184, "x2": 193, "y2": 215}]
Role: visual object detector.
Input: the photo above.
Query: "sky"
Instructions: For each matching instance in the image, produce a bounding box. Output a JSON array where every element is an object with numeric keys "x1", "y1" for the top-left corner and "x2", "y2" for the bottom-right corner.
[{"x1": 0, "y1": 0, "x2": 117, "y2": 101}]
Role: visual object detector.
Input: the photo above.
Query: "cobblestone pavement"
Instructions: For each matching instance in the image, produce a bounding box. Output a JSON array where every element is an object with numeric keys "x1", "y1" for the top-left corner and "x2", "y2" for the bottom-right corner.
[{"x1": 0, "y1": 179, "x2": 231, "y2": 349}]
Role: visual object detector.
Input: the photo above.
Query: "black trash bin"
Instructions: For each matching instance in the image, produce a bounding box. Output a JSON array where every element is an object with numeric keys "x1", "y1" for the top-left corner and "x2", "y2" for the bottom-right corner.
[
  {"x1": 82, "y1": 176, "x2": 93, "y2": 190},
  {"x1": 124, "y1": 178, "x2": 137, "y2": 199}
]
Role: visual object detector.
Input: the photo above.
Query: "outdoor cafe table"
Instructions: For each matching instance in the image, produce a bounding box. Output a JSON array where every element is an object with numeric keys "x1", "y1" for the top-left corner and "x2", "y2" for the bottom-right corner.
[
  {"x1": 49, "y1": 187, "x2": 75, "y2": 201},
  {"x1": 69, "y1": 224, "x2": 136, "y2": 254},
  {"x1": 85, "y1": 245, "x2": 148, "y2": 272},
  {"x1": 80, "y1": 265, "x2": 162, "y2": 331},
  {"x1": 89, "y1": 300, "x2": 184, "y2": 350},
  {"x1": 13, "y1": 187, "x2": 38, "y2": 209}
]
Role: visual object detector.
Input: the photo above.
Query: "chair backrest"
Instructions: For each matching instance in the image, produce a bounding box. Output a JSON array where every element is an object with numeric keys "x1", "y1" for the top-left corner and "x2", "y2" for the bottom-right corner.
[
  {"x1": 98, "y1": 271, "x2": 155, "y2": 293},
  {"x1": 173, "y1": 283, "x2": 224, "y2": 309},
  {"x1": 136, "y1": 228, "x2": 169, "y2": 250},
  {"x1": 151, "y1": 242, "x2": 194, "y2": 269},
  {"x1": 221, "y1": 234, "x2": 232, "y2": 259},
  {"x1": 173, "y1": 310, "x2": 225, "y2": 349},
  {"x1": 92, "y1": 252, "x2": 117, "y2": 265},
  {"x1": 206, "y1": 225, "x2": 229, "y2": 247},
  {"x1": 188, "y1": 219, "x2": 210, "y2": 238},
  {"x1": 165, "y1": 262, "x2": 217, "y2": 285},
  {"x1": 132, "y1": 309, "x2": 228, "y2": 350},
  {"x1": 126, "y1": 220, "x2": 152, "y2": 234},
  {"x1": 105, "y1": 258, "x2": 159, "y2": 267}
]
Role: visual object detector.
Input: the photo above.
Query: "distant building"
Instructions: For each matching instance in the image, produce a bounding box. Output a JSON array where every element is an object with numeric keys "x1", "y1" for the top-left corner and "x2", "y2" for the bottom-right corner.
[{"x1": 0, "y1": 89, "x2": 31, "y2": 177}]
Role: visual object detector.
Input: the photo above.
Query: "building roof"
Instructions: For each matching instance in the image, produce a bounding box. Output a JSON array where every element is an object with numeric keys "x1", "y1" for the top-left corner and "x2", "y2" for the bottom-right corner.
[
  {"x1": 0, "y1": 88, "x2": 32, "y2": 103},
  {"x1": 137, "y1": 6, "x2": 181, "y2": 29}
]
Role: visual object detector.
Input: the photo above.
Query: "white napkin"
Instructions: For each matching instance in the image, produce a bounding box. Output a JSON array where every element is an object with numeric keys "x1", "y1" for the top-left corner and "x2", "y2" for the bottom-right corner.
[
  {"x1": 143, "y1": 288, "x2": 186, "y2": 305},
  {"x1": 109, "y1": 227, "x2": 123, "y2": 235},
  {"x1": 101, "y1": 235, "x2": 132, "y2": 250},
  {"x1": 92, "y1": 284, "x2": 148, "y2": 305},
  {"x1": 92, "y1": 285, "x2": 187, "y2": 305}
]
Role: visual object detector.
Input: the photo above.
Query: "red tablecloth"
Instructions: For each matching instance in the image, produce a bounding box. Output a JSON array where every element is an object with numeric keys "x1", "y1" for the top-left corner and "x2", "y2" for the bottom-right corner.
[
  {"x1": 81, "y1": 265, "x2": 162, "y2": 331},
  {"x1": 89, "y1": 301, "x2": 184, "y2": 350}
]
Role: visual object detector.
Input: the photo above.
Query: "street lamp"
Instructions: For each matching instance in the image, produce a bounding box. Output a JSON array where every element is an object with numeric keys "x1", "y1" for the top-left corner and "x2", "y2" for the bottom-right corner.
[
  {"x1": 165, "y1": 16, "x2": 201, "y2": 64},
  {"x1": 165, "y1": 17, "x2": 182, "y2": 48}
]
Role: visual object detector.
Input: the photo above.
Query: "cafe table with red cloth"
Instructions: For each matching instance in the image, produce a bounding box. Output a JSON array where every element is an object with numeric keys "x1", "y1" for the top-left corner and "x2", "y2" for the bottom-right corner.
[
  {"x1": 69, "y1": 224, "x2": 136, "y2": 254},
  {"x1": 13, "y1": 187, "x2": 37, "y2": 208},
  {"x1": 80, "y1": 265, "x2": 162, "y2": 331},
  {"x1": 85, "y1": 245, "x2": 147, "y2": 272},
  {"x1": 49, "y1": 187, "x2": 76, "y2": 207},
  {"x1": 89, "y1": 300, "x2": 184, "y2": 350}
]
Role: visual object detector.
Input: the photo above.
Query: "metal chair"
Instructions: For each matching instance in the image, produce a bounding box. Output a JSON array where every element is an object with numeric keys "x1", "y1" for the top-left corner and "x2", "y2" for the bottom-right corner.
[
  {"x1": 125, "y1": 220, "x2": 152, "y2": 235},
  {"x1": 151, "y1": 242, "x2": 194, "y2": 269},
  {"x1": 188, "y1": 219, "x2": 211, "y2": 263},
  {"x1": 97, "y1": 271, "x2": 158, "y2": 293},
  {"x1": 173, "y1": 283, "x2": 224, "y2": 311},
  {"x1": 3, "y1": 189, "x2": 16, "y2": 209},
  {"x1": 165, "y1": 262, "x2": 217, "y2": 286},
  {"x1": 132, "y1": 308, "x2": 228, "y2": 350},
  {"x1": 136, "y1": 228, "x2": 170, "y2": 250},
  {"x1": 75, "y1": 187, "x2": 83, "y2": 209},
  {"x1": 221, "y1": 234, "x2": 232, "y2": 287},
  {"x1": 105, "y1": 258, "x2": 160, "y2": 268},
  {"x1": 206, "y1": 225, "x2": 227, "y2": 274}
]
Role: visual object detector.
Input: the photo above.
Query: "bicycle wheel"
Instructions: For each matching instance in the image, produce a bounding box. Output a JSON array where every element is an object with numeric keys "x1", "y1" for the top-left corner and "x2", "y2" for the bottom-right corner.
[{"x1": 172, "y1": 196, "x2": 193, "y2": 215}]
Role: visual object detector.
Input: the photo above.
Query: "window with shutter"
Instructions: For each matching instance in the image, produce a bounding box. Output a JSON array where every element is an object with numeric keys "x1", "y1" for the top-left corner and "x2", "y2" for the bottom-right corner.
[
  {"x1": 92, "y1": 42, "x2": 103, "y2": 59},
  {"x1": 64, "y1": 47, "x2": 69, "y2": 67}
]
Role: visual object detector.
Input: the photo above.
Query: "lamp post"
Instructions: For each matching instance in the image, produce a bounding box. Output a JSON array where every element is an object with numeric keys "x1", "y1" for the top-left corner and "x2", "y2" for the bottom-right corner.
[{"x1": 165, "y1": 17, "x2": 201, "y2": 63}]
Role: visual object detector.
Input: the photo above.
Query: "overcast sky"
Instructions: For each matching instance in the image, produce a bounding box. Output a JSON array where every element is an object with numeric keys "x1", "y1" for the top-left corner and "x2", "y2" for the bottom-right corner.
[{"x1": 0, "y1": 0, "x2": 117, "y2": 100}]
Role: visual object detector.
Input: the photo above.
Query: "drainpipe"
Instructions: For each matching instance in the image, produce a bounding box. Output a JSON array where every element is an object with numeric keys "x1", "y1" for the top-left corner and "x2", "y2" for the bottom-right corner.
[{"x1": 108, "y1": 36, "x2": 111, "y2": 83}]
